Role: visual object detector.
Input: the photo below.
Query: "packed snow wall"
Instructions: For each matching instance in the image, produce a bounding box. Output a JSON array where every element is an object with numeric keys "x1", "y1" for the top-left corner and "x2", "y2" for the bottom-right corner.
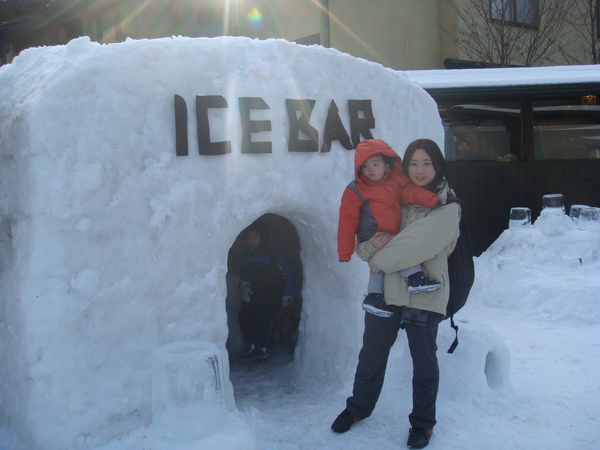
[{"x1": 0, "y1": 36, "x2": 443, "y2": 447}]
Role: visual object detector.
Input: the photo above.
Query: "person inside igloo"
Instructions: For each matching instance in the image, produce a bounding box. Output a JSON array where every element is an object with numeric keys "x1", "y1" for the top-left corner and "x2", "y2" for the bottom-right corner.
[{"x1": 237, "y1": 220, "x2": 296, "y2": 361}]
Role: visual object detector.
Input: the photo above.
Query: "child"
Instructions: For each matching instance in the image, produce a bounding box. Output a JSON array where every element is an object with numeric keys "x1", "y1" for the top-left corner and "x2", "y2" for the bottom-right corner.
[
  {"x1": 238, "y1": 220, "x2": 295, "y2": 361},
  {"x1": 337, "y1": 139, "x2": 441, "y2": 317}
]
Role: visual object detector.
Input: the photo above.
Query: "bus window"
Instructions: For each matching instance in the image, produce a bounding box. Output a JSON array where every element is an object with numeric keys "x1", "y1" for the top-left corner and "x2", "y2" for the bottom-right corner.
[
  {"x1": 533, "y1": 95, "x2": 600, "y2": 161},
  {"x1": 438, "y1": 99, "x2": 521, "y2": 162}
]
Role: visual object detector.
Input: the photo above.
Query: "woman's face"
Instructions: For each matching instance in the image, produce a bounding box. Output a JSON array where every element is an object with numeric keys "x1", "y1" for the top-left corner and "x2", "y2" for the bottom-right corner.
[
  {"x1": 246, "y1": 230, "x2": 261, "y2": 249},
  {"x1": 407, "y1": 148, "x2": 436, "y2": 187}
]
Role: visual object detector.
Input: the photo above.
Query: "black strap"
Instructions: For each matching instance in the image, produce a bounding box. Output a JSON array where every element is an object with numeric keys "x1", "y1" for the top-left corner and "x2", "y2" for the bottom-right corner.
[
  {"x1": 446, "y1": 193, "x2": 464, "y2": 355},
  {"x1": 447, "y1": 315, "x2": 459, "y2": 354},
  {"x1": 268, "y1": 252, "x2": 288, "y2": 286}
]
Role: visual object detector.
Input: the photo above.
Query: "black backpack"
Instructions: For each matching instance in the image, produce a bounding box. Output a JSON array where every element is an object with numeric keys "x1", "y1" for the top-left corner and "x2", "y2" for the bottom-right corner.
[
  {"x1": 444, "y1": 196, "x2": 475, "y2": 353},
  {"x1": 345, "y1": 181, "x2": 474, "y2": 353}
]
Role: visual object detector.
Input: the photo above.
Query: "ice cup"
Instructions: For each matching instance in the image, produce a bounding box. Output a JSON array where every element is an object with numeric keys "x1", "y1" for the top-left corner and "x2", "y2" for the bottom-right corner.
[
  {"x1": 542, "y1": 193, "x2": 565, "y2": 213},
  {"x1": 569, "y1": 204, "x2": 589, "y2": 224},
  {"x1": 577, "y1": 207, "x2": 600, "y2": 231},
  {"x1": 509, "y1": 207, "x2": 531, "y2": 228}
]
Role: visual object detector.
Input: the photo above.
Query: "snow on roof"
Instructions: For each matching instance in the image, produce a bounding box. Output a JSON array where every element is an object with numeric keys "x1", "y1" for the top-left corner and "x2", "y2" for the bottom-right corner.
[{"x1": 404, "y1": 65, "x2": 600, "y2": 90}]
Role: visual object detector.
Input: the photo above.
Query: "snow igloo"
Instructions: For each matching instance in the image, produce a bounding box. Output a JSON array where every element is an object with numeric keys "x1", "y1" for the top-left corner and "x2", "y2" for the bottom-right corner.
[{"x1": 0, "y1": 36, "x2": 445, "y2": 447}]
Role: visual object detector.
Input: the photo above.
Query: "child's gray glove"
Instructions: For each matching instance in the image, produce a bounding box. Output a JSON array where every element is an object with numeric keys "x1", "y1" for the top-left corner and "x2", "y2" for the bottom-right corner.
[
  {"x1": 282, "y1": 296, "x2": 294, "y2": 308},
  {"x1": 240, "y1": 281, "x2": 252, "y2": 302}
]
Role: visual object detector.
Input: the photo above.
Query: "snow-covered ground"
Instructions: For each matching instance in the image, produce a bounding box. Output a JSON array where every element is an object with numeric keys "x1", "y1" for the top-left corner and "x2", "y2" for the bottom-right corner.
[{"x1": 83, "y1": 212, "x2": 600, "y2": 450}]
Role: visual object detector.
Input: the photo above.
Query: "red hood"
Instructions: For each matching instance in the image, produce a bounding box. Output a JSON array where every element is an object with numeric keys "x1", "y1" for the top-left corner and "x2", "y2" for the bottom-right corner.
[{"x1": 354, "y1": 139, "x2": 404, "y2": 181}]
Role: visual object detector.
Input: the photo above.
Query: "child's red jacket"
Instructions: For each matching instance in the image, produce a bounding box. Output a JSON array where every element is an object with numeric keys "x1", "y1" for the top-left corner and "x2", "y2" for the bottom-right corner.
[{"x1": 337, "y1": 139, "x2": 439, "y2": 262}]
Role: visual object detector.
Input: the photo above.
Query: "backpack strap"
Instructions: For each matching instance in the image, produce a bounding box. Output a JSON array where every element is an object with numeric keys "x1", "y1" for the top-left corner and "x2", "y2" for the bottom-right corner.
[
  {"x1": 268, "y1": 251, "x2": 288, "y2": 287},
  {"x1": 445, "y1": 194, "x2": 466, "y2": 355},
  {"x1": 445, "y1": 192, "x2": 464, "y2": 207},
  {"x1": 447, "y1": 315, "x2": 459, "y2": 354}
]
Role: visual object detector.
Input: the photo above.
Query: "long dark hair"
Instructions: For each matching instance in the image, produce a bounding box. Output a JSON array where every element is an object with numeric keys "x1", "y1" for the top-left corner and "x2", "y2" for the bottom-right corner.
[{"x1": 401, "y1": 139, "x2": 449, "y2": 191}]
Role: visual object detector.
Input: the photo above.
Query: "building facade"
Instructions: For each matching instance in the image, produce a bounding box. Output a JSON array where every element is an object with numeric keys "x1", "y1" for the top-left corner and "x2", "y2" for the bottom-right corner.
[{"x1": 4, "y1": 0, "x2": 597, "y2": 69}]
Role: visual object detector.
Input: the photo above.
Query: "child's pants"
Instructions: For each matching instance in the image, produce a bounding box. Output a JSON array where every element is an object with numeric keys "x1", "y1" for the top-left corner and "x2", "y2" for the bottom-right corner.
[
  {"x1": 367, "y1": 265, "x2": 422, "y2": 294},
  {"x1": 238, "y1": 292, "x2": 281, "y2": 348}
]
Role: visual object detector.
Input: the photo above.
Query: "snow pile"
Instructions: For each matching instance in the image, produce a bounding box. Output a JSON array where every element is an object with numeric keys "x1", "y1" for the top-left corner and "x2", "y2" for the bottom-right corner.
[{"x1": 474, "y1": 211, "x2": 600, "y2": 324}]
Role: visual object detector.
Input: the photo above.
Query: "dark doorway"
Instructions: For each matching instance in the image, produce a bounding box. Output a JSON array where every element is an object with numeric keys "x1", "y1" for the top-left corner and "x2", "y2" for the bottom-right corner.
[{"x1": 225, "y1": 213, "x2": 303, "y2": 362}]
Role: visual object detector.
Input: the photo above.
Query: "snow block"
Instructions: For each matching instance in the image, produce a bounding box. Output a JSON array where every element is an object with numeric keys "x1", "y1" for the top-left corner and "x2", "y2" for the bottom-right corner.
[
  {"x1": 152, "y1": 341, "x2": 227, "y2": 440},
  {"x1": 0, "y1": 36, "x2": 443, "y2": 447}
]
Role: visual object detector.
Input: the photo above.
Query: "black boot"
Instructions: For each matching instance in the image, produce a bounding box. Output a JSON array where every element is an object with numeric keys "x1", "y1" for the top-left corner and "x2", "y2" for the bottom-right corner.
[
  {"x1": 331, "y1": 409, "x2": 364, "y2": 433},
  {"x1": 407, "y1": 427, "x2": 432, "y2": 448}
]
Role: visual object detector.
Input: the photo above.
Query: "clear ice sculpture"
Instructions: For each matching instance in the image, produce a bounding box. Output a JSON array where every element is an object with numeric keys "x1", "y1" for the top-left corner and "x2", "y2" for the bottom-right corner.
[{"x1": 152, "y1": 341, "x2": 227, "y2": 440}]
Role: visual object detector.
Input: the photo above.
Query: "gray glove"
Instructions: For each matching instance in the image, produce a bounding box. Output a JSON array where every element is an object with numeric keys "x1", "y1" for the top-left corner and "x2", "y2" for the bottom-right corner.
[{"x1": 282, "y1": 296, "x2": 294, "y2": 308}]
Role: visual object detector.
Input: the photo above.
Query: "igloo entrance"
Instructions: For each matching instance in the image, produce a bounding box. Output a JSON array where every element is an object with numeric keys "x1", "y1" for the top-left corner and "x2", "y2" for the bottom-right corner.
[
  {"x1": 226, "y1": 214, "x2": 304, "y2": 401},
  {"x1": 226, "y1": 213, "x2": 303, "y2": 356}
]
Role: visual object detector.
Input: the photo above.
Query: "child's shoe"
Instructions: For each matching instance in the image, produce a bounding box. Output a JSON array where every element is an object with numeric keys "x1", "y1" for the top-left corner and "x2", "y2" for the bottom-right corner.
[
  {"x1": 240, "y1": 343, "x2": 257, "y2": 358},
  {"x1": 255, "y1": 346, "x2": 272, "y2": 362},
  {"x1": 406, "y1": 272, "x2": 441, "y2": 294},
  {"x1": 362, "y1": 293, "x2": 393, "y2": 318}
]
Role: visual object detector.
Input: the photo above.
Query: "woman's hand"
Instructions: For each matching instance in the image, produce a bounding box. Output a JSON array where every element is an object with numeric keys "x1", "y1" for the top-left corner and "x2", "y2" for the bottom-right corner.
[{"x1": 370, "y1": 231, "x2": 392, "y2": 250}]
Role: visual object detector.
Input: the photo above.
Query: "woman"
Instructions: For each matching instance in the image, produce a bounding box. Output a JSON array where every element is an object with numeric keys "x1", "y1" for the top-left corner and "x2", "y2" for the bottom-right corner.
[{"x1": 331, "y1": 139, "x2": 461, "y2": 449}]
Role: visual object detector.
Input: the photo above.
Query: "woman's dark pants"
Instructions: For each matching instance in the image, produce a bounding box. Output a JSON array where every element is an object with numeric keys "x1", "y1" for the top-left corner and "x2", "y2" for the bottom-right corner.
[{"x1": 346, "y1": 306, "x2": 442, "y2": 430}]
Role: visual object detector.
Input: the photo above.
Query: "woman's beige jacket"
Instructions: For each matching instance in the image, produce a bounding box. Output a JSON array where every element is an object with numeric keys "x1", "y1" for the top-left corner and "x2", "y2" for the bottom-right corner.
[{"x1": 355, "y1": 183, "x2": 461, "y2": 316}]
